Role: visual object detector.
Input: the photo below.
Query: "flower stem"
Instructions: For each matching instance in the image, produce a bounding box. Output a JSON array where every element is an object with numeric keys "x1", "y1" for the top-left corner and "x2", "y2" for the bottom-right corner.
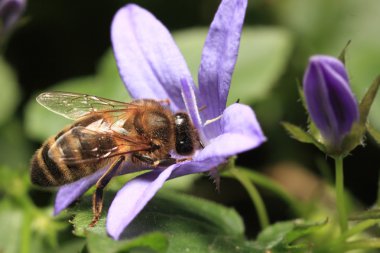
[
  {"x1": 234, "y1": 166, "x2": 304, "y2": 216},
  {"x1": 335, "y1": 155, "x2": 348, "y2": 233},
  {"x1": 20, "y1": 210, "x2": 31, "y2": 253},
  {"x1": 229, "y1": 168, "x2": 269, "y2": 229}
]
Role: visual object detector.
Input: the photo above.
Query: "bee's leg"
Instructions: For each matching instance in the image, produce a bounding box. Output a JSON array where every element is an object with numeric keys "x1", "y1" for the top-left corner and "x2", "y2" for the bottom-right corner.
[
  {"x1": 132, "y1": 153, "x2": 176, "y2": 167},
  {"x1": 153, "y1": 157, "x2": 192, "y2": 167},
  {"x1": 89, "y1": 156, "x2": 125, "y2": 227},
  {"x1": 132, "y1": 153, "x2": 156, "y2": 165},
  {"x1": 132, "y1": 154, "x2": 191, "y2": 167}
]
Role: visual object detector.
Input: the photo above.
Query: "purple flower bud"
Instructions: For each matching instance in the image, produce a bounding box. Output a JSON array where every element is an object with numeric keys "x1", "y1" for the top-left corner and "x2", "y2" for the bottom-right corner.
[{"x1": 303, "y1": 55, "x2": 359, "y2": 149}]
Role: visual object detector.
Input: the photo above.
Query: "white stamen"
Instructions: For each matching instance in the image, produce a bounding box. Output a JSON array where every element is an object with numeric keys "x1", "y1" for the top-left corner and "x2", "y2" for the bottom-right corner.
[{"x1": 204, "y1": 115, "x2": 222, "y2": 126}]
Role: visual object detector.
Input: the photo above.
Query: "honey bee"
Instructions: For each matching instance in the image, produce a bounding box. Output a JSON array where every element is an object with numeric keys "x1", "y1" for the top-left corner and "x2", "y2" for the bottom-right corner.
[{"x1": 30, "y1": 91, "x2": 200, "y2": 226}]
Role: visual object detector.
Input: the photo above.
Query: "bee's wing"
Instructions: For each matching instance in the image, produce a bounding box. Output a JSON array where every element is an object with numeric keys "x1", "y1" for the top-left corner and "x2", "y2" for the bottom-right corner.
[
  {"x1": 37, "y1": 91, "x2": 135, "y2": 120},
  {"x1": 48, "y1": 126, "x2": 151, "y2": 165}
]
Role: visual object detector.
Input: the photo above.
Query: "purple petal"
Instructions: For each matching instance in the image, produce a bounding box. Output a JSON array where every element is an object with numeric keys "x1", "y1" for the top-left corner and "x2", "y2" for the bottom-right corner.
[
  {"x1": 111, "y1": 4, "x2": 193, "y2": 111},
  {"x1": 54, "y1": 168, "x2": 106, "y2": 215},
  {"x1": 169, "y1": 158, "x2": 226, "y2": 178},
  {"x1": 195, "y1": 103, "x2": 266, "y2": 161},
  {"x1": 0, "y1": 0, "x2": 25, "y2": 33},
  {"x1": 303, "y1": 55, "x2": 359, "y2": 146},
  {"x1": 198, "y1": 0, "x2": 248, "y2": 138},
  {"x1": 180, "y1": 78, "x2": 207, "y2": 144},
  {"x1": 107, "y1": 165, "x2": 178, "y2": 240}
]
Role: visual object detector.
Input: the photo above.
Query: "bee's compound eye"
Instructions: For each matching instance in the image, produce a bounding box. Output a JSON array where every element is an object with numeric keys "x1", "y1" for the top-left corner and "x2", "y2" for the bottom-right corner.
[{"x1": 174, "y1": 113, "x2": 195, "y2": 155}]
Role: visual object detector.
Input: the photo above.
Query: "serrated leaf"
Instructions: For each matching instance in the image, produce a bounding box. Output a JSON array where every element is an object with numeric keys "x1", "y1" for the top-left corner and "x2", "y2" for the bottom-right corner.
[
  {"x1": 86, "y1": 232, "x2": 168, "y2": 253},
  {"x1": 281, "y1": 122, "x2": 325, "y2": 152},
  {"x1": 256, "y1": 219, "x2": 327, "y2": 251}
]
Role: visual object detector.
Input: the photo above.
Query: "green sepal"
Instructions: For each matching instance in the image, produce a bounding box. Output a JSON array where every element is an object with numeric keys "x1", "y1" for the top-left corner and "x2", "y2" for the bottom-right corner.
[
  {"x1": 297, "y1": 80, "x2": 307, "y2": 111},
  {"x1": 340, "y1": 76, "x2": 380, "y2": 156},
  {"x1": 338, "y1": 40, "x2": 351, "y2": 65},
  {"x1": 367, "y1": 124, "x2": 380, "y2": 145},
  {"x1": 255, "y1": 219, "x2": 328, "y2": 251},
  {"x1": 297, "y1": 81, "x2": 319, "y2": 138},
  {"x1": 358, "y1": 76, "x2": 380, "y2": 126},
  {"x1": 281, "y1": 122, "x2": 325, "y2": 152}
]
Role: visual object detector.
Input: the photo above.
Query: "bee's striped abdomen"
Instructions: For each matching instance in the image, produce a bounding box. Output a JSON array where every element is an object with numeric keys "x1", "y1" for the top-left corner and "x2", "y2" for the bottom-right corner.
[
  {"x1": 30, "y1": 137, "x2": 67, "y2": 186},
  {"x1": 30, "y1": 114, "x2": 113, "y2": 187}
]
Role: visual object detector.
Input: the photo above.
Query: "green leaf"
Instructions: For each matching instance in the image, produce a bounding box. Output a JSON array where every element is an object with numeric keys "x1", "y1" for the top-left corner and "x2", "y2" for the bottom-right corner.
[
  {"x1": 86, "y1": 232, "x2": 168, "y2": 253},
  {"x1": 71, "y1": 190, "x2": 244, "y2": 238},
  {"x1": 70, "y1": 190, "x2": 263, "y2": 253},
  {"x1": 0, "y1": 119, "x2": 33, "y2": 168},
  {"x1": 0, "y1": 204, "x2": 23, "y2": 253},
  {"x1": 174, "y1": 27, "x2": 293, "y2": 105},
  {"x1": 229, "y1": 27, "x2": 293, "y2": 105},
  {"x1": 255, "y1": 219, "x2": 327, "y2": 251},
  {"x1": 24, "y1": 50, "x2": 131, "y2": 141},
  {"x1": 281, "y1": 122, "x2": 325, "y2": 152},
  {"x1": 172, "y1": 28, "x2": 204, "y2": 82},
  {"x1": 0, "y1": 57, "x2": 20, "y2": 126}
]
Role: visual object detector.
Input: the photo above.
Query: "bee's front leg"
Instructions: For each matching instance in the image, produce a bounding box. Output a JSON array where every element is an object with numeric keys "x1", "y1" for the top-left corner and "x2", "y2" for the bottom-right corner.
[{"x1": 89, "y1": 156, "x2": 125, "y2": 227}]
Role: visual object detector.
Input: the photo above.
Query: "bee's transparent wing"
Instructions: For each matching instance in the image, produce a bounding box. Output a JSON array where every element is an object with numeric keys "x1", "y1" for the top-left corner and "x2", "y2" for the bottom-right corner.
[{"x1": 37, "y1": 91, "x2": 134, "y2": 120}]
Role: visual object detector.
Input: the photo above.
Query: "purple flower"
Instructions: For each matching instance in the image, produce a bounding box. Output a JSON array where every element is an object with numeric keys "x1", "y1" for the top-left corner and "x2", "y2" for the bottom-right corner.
[
  {"x1": 303, "y1": 55, "x2": 359, "y2": 149},
  {"x1": 54, "y1": 0, "x2": 265, "y2": 240},
  {"x1": 0, "y1": 0, "x2": 25, "y2": 35}
]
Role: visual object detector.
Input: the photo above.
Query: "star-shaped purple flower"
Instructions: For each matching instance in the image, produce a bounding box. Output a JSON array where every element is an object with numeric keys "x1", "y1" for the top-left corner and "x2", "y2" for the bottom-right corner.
[{"x1": 54, "y1": 0, "x2": 265, "y2": 240}]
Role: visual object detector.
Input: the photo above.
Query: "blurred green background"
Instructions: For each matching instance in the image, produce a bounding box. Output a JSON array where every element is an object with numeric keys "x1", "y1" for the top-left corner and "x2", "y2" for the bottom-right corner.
[{"x1": 1, "y1": 0, "x2": 380, "y2": 252}]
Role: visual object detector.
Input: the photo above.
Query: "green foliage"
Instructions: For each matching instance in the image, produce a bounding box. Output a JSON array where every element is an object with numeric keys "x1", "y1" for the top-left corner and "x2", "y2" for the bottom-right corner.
[
  {"x1": 173, "y1": 27, "x2": 293, "y2": 105},
  {"x1": 0, "y1": 57, "x2": 20, "y2": 126},
  {"x1": 281, "y1": 122, "x2": 325, "y2": 152},
  {"x1": 69, "y1": 190, "x2": 263, "y2": 253},
  {"x1": 6, "y1": 1, "x2": 380, "y2": 252},
  {"x1": 71, "y1": 190, "x2": 244, "y2": 237},
  {"x1": 85, "y1": 232, "x2": 169, "y2": 253},
  {"x1": 0, "y1": 119, "x2": 33, "y2": 168},
  {"x1": 254, "y1": 219, "x2": 327, "y2": 252}
]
